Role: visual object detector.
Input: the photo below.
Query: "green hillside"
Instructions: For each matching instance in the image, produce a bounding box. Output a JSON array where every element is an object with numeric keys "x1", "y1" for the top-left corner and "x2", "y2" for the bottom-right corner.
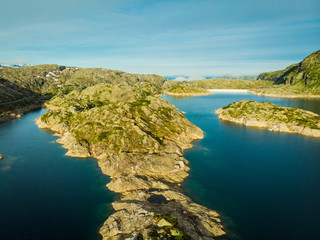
[
  {"x1": 0, "y1": 65, "x2": 166, "y2": 122},
  {"x1": 257, "y1": 50, "x2": 320, "y2": 88}
]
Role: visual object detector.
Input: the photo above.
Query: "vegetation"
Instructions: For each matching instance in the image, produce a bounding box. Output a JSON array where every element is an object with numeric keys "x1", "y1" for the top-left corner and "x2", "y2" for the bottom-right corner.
[
  {"x1": 192, "y1": 78, "x2": 272, "y2": 89},
  {"x1": 39, "y1": 84, "x2": 195, "y2": 154},
  {"x1": 255, "y1": 50, "x2": 320, "y2": 96},
  {"x1": 163, "y1": 81, "x2": 208, "y2": 94},
  {"x1": 0, "y1": 64, "x2": 166, "y2": 120},
  {"x1": 220, "y1": 74, "x2": 257, "y2": 80},
  {"x1": 250, "y1": 84, "x2": 320, "y2": 96},
  {"x1": 163, "y1": 78, "x2": 272, "y2": 94},
  {"x1": 145, "y1": 214, "x2": 187, "y2": 240},
  {"x1": 220, "y1": 100, "x2": 320, "y2": 129}
]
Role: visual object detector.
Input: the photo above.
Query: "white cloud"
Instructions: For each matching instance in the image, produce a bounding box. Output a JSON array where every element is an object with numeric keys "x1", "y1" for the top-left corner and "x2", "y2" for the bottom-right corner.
[
  {"x1": 187, "y1": 75, "x2": 205, "y2": 81},
  {"x1": 171, "y1": 75, "x2": 205, "y2": 81},
  {"x1": 173, "y1": 76, "x2": 187, "y2": 81}
]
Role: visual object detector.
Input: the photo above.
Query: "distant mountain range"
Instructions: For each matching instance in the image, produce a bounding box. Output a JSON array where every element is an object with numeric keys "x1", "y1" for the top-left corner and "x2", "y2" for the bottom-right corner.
[
  {"x1": 0, "y1": 63, "x2": 31, "y2": 68},
  {"x1": 257, "y1": 50, "x2": 320, "y2": 88}
]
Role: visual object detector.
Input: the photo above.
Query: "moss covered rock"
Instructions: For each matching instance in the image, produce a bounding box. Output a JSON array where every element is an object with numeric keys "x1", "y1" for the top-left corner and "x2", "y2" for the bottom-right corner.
[
  {"x1": 36, "y1": 83, "x2": 225, "y2": 239},
  {"x1": 216, "y1": 100, "x2": 320, "y2": 137},
  {"x1": 256, "y1": 50, "x2": 320, "y2": 95}
]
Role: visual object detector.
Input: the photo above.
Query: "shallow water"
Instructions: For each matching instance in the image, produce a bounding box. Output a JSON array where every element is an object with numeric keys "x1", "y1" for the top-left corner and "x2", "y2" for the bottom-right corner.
[
  {"x1": 0, "y1": 108, "x2": 116, "y2": 240},
  {"x1": 163, "y1": 93, "x2": 320, "y2": 240}
]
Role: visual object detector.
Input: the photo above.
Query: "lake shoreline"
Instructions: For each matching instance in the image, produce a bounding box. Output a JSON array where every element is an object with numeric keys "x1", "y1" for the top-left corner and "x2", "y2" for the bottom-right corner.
[
  {"x1": 0, "y1": 103, "x2": 44, "y2": 123},
  {"x1": 163, "y1": 91, "x2": 213, "y2": 97},
  {"x1": 215, "y1": 100, "x2": 320, "y2": 138},
  {"x1": 249, "y1": 90, "x2": 320, "y2": 99},
  {"x1": 35, "y1": 98, "x2": 226, "y2": 239}
]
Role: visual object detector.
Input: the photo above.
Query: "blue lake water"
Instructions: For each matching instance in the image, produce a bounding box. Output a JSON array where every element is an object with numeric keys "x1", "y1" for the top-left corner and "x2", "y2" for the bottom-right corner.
[
  {"x1": 0, "y1": 108, "x2": 116, "y2": 240},
  {"x1": 163, "y1": 93, "x2": 320, "y2": 240},
  {"x1": 1, "y1": 95, "x2": 320, "y2": 240}
]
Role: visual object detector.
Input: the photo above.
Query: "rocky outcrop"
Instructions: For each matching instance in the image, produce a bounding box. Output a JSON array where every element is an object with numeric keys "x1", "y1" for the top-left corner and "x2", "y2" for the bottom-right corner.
[
  {"x1": 36, "y1": 84, "x2": 226, "y2": 239},
  {"x1": 215, "y1": 100, "x2": 320, "y2": 138},
  {"x1": 0, "y1": 64, "x2": 166, "y2": 123},
  {"x1": 0, "y1": 102, "x2": 44, "y2": 123},
  {"x1": 257, "y1": 50, "x2": 320, "y2": 87}
]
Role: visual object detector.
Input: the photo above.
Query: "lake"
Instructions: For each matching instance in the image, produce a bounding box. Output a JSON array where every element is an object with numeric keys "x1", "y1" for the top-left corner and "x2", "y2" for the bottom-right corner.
[
  {"x1": 0, "y1": 94, "x2": 319, "y2": 240},
  {"x1": 163, "y1": 93, "x2": 320, "y2": 240},
  {"x1": 0, "y1": 108, "x2": 116, "y2": 240}
]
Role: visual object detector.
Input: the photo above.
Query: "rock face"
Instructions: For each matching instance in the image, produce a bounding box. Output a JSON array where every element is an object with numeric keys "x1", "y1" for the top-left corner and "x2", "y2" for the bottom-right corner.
[
  {"x1": 0, "y1": 101, "x2": 45, "y2": 123},
  {"x1": 36, "y1": 84, "x2": 226, "y2": 239},
  {"x1": 216, "y1": 100, "x2": 320, "y2": 138},
  {"x1": 257, "y1": 50, "x2": 320, "y2": 87}
]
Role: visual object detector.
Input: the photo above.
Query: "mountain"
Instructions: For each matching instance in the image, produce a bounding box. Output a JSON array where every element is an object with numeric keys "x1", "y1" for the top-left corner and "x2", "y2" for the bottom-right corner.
[
  {"x1": 0, "y1": 64, "x2": 166, "y2": 122},
  {"x1": 0, "y1": 64, "x2": 166, "y2": 102},
  {"x1": 0, "y1": 63, "x2": 31, "y2": 68},
  {"x1": 257, "y1": 50, "x2": 320, "y2": 88}
]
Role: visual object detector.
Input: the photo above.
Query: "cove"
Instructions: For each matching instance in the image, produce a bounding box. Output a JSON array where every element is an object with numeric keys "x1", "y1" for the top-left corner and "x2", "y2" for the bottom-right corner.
[
  {"x1": 0, "y1": 108, "x2": 116, "y2": 240},
  {"x1": 163, "y1": 93, "x2": 320, "y2": 240}
]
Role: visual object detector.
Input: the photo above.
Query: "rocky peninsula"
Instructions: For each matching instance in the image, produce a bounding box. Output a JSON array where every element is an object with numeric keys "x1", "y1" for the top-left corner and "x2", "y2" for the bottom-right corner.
[
  {"x1": 215, "y1": 100, "x2": 320, "y2": 138},
  {"x1": 36, "y1": 84, "x2": 225, "y2": 239}
]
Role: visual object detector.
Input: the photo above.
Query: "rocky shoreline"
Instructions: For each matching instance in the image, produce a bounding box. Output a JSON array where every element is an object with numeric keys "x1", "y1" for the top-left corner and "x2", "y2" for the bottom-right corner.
[
  {"x1": 0, "y1": 103, "x2": 44, "y2": 123},
  {"x1": 215, "y1": 101, "x2": 320, "y2": 138},
  {"x1": 35, "y1": 85, "x2": 226, "y2": 239},
  {"x1": 164, "y1": 91, "x2": 213, "y2": 97},
  {"x1": 249, "y1": 90, "x2": 320, "y2": 99}
]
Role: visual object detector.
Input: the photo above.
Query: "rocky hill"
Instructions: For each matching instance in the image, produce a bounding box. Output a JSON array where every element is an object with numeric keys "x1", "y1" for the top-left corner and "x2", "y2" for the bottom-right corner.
[
  {"x1": 163, "y1": 78, "x2": 272, "y2": 96},
  {"x1": 36, "y1": 84, "x2": 226, "y2": 239},
  {"x1": 216, "y1": 100, "x2": 320, "y2": 137},
  {"x1": 257, "y1": 50, "x2": 320, "y2": 88},
  {"x1": 0, "y1": 65, "x2": 166, "y2": 122}
]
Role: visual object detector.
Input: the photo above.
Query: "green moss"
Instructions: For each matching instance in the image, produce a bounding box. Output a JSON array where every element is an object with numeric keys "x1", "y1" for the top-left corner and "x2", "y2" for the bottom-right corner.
[
  {"x1": 148, "y1": 214, "x2": 188, "y2": 240},
  {"x1": 256, "y1": 50, "x2": 320, "y2": 94},
  {"x1": 220, "y1": 100, "x2": 320, "y2": 129},
  {"x1": 97, "y1": 131, "x2": 112, "y2": 141}
]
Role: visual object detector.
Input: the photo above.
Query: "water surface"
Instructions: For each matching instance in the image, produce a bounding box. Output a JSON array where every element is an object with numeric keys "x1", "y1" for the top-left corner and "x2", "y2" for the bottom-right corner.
[
  {"x1": 0, "y1": 108, "x2": 115, "y2": 240},
  {"x1": 163, "y1": 93, "x2": 320, "y2": 240},
  {"x1": 1, "y1": 95, "x2": 319, "y2": 240}
]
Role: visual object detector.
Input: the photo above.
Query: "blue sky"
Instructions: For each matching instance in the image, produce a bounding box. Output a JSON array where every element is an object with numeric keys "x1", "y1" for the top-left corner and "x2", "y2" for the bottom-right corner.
[{"x1": 0, "y1": 0, "x2": 319, "y2": 76}]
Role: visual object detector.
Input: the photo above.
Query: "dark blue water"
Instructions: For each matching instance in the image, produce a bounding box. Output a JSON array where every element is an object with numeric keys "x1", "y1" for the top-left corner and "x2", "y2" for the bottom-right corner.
[
  {"x1": 163, "y1": 93, "x2": 320, "y2": 240},
  {"x1": 0, "y1": 109, "x2": 116, "y2": 240}
]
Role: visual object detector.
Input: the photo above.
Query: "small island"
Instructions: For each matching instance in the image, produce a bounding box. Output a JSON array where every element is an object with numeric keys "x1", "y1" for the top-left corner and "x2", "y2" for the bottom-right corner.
[
  {"x1": 0, "y1": 154, "x2": 3, "y2": 160},
  {"x1": 215, "y1": 100, "x2": 320, "y2": 138}
]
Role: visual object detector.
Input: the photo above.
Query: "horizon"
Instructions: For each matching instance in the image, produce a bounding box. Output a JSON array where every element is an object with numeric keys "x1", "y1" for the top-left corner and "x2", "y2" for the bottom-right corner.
[{"x1": 1, "y1": 0, "x2": 319, "y2": 77}]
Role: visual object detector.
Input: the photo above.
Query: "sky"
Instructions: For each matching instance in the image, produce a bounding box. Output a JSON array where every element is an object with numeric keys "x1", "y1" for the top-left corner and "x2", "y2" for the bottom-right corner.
[{"x1": 0, "y1": 0, "x2": 319, "y2": 77}]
